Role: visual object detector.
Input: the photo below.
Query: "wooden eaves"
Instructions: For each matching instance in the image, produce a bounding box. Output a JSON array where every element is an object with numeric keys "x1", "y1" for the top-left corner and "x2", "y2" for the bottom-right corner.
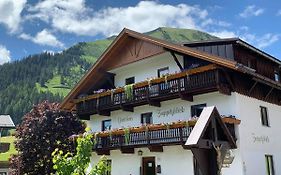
[{"x1": 59, "y1": 28, "x2": 281, "y2": 111}]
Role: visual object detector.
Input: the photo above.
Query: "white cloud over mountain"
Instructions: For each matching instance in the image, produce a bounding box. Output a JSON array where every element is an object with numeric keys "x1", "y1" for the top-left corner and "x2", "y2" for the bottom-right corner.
[
  {"x1": 26, "y1": 0, "x2": 209, "y2": 36},
  {"x1": 0, "y1": 0, "x2": 278, "y2": 51},
  {"x1": 0, "y1": 0, "x2": 26, "y2": 33},
  {"x1": 0, "y1": 45, "x2": 11, "y2": 65},
  {"x1": 19, "y1": 29, "x2": 64, "y2": 48}
]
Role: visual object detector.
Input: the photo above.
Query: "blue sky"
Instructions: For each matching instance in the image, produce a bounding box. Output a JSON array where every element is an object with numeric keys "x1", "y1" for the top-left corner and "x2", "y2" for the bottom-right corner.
[{"x1": 0, "y1": 0, "x2": 281, "y2": 65}]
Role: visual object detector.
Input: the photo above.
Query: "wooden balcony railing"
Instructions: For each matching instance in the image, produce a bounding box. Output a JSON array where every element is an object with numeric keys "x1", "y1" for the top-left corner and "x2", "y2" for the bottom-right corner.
[
  {"x1": 92, "y1": 118, "x2": 240, "y2": 154},
  {"x1": 75, "y1": 65, "x2": 225, "y2": 118}
]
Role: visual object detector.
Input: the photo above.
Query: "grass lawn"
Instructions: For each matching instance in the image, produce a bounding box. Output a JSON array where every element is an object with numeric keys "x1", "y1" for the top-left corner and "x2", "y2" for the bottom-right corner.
[{"x1": 0, "y1": 136, "x2": 16, "y2": 161}]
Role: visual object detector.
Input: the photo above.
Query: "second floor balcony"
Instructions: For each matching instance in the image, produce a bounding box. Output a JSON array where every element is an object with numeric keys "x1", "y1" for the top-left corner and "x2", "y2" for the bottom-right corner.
[
  {"x1": 91, "y1": 117, "x2": 240, "y2": 155},
  {"x1": 75, "y1": 64, "x2": 231, "y2": 118}
]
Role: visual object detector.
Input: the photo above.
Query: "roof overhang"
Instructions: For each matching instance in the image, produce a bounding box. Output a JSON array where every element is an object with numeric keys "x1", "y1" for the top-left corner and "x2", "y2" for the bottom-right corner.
[{"x1": 59, "y1": 28, "x2": 239, "y2": 111}]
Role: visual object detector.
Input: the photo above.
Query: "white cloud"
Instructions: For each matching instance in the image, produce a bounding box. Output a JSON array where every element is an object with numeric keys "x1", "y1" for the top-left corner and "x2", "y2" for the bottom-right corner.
[
  {"x1": 26, "y1": 0, "x2": 209, "y2": 36},
  {"x1": 0, "y1": 0, "x2": 26, "y2": 33},
  {"x1": 210, "y1": 28, "x2": 279, "y2": 49},
  {"x1": 241, "y1": 33, "x2": 279, "y2": 48},
  {"x1": 0, "y1": 45, "x2": 11, "y2": 65},
  {"x1": 239, "y1": 5, "x2": 264, "y2": 18},
  {"x1": 19, "y1": 29, "x2": 64, "y2": 48},
  {"x1": 210, "y1": 30, "x2": 237, "y2": 38}
]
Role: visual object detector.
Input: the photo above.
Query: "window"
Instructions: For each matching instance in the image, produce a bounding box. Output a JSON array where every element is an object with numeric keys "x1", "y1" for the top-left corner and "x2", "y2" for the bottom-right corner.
[
  {"x1": 191, "y1": 104, "x2": 206, "y2": 117},
  {"x1": 125, "y1": 77, "x2": 135, "y2": 85},
  {"x1": 260, "y1": 106, "x2": 269, "y2": 127},
  {"x1": 157, "y1": 67, "x2": 169, "y2": 77},
  {"x1": 274, "y1": 71, "x2": 279, "y2": 82},
  {"x1": 102, "y1": 120, "x2": 111, "y2": 131},
  {"x1": 105, "y1": 159, "x2": 111, "y2": 175},
  {"x1": 141, "y1": 112, "x2": 153, "y2": 125},
  {"x1": 265, "y1": 155, "x2": 275, "y2": 175}
]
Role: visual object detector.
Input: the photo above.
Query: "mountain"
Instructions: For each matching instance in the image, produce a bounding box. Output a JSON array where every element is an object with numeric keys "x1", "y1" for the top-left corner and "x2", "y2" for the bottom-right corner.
[{"x1": 0, "y1": 27, "x2": 217, "y2": 124}]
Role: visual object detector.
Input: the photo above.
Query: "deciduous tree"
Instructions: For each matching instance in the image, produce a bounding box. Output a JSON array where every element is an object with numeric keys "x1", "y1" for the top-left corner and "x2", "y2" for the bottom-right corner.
[{"x1": 10, "y1": 101, "x2": 85, "y2": 175}]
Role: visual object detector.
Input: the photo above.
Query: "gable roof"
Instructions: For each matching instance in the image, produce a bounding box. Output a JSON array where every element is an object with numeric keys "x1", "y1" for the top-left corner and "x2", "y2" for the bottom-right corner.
[
  {"x1": 60, "y1": 28, "x2": 240, "y2": 110},
  {"x1": 59, "y1": 28, "x2": 281, "y2": 110},
  {"x1": 185, "y1": 106, "x2": 236, "y2": 149}
]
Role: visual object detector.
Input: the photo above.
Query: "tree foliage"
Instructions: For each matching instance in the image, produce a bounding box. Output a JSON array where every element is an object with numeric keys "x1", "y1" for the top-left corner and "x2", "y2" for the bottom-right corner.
[
  {"x1": 52, "y1": 131, "x2": 110, "y2": 175},
  {"x1": 9, "y1": 101, "x2": 85, "y2": 175}
]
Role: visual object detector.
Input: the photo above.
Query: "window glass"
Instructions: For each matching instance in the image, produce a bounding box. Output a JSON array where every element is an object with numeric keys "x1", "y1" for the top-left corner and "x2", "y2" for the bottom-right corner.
[
  {"x1": 191, "y1": 104, "x2": 207, "y2": 118},
  {"x1": 141, "y1": 112, "x2": 153, "y2": 125},
  {"x1": 125, "y1": 77, "x2": 135, "y2": 85},
  {"x1": 274, "y1": 71, "x2": 279, "y2": 82},
  {"x1": 157, "y1": 67, "x2": 169, "y2": 77},
  {"x1": 265, "y1": 155, "x2": 275, "y2": 175},
  {"x1": 260, "y1": 106, "x2": 269, "y2": 127},
  {"x1": 102, "y1": 120, "x2": 111, "y2": 131}
]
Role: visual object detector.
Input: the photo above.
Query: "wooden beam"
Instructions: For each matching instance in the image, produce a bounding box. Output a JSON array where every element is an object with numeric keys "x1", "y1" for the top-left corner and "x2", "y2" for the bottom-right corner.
[
  {"x1": 248, "y1": 81, "x2": 258, "y2": 95},
  {"x1": 149, "y1": 146, "x2": 163, "y2": 152},
  {"x1": 79, "y1": 114, "x2": 90, "y2": 120},
  {"x1": 170, "y1": 51, "x2": 184, "y2": 71},
  {"x1": 179, "y1": 93, "x2": 193, "y2": 101},
  {"x1": 148, "y1": 99, "x2": 161, "y2": 107},
  {"x1": 264, "y1": 87, "x2": 274, "y2": 100},
  {"x1": 121, "y1": 105, "x2": 134, "y2": 112},
  {"x1": 97, "y1": 110, "x2": 111, "y2": 116},
  {"x1": 222, "y1": 69, "x2": 235, "y2": 90},
  {"x1": 96, "y1": 149, "x2": 110, "y2": 155},
  {"x1": 121, "y1": 147, "x2": 135, "y2": 154},
  {"x1": 218, "y1": 84, "x2": 231, "y2": 96}
]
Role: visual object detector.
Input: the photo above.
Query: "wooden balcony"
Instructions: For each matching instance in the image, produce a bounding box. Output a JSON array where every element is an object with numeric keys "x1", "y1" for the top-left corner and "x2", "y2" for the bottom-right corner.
[
  {"x1": 92, "y1": 118, "x2": 240, "y2": 155},
  {"x1": 75, "y1": 65, "x2": 231, "y2": 119}
]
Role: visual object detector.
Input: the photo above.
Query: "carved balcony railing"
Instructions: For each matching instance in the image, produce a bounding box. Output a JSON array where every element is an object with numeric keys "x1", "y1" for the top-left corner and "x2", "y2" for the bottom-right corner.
[
  {"x1": 75, "y1": 64, "x2": 230, "y2": 118},
  {"x1": 92, "y1": 118, "x2": 240, "y2": 155}
]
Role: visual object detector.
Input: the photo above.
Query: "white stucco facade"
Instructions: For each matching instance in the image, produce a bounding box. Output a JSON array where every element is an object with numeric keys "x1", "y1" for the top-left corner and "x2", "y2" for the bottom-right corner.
[
  {"x1": 87, "y1": 91, "x2": 281, "y2": 175},
  {"x1": 109, "y1": 52, "x2": 183, "y2": 88},
  {"x1": 86, "y1": 51, "x2": 281, "y2": 175}
]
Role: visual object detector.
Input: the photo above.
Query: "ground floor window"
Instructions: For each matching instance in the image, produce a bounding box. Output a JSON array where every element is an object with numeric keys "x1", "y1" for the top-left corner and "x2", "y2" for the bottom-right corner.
[
  {"x1": 0, "y1": 172, "x2": 7, "y2": 175},
  {"x1": 105, "y1": 159, "x2": 111, "y2": 175},
  {"x1": 265, "y1": 155, "x2": 275, "y2": 175}
]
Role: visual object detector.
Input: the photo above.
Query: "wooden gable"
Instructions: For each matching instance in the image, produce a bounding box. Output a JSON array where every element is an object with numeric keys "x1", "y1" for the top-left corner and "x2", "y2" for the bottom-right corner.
[
  {"x1": 59, "y1": 28, "x2": 240, "y2": 111},
  {"x1": 186, "y1": 106, "x2": 237, "y2": 175},
  {"x1": 106, "y1": 37, "x2": 165, "y2": 70}
]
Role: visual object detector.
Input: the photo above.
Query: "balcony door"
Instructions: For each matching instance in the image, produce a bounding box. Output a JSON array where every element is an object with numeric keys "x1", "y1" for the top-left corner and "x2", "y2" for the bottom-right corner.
[{"x1": 142, "y1": 157, "x2": 156, "y2": 175}]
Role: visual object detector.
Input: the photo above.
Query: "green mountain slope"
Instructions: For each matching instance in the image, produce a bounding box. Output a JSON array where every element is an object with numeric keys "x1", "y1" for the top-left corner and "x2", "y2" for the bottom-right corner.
[{"x1": 0, "y1": 27, "x2": 217, "y2": 124}]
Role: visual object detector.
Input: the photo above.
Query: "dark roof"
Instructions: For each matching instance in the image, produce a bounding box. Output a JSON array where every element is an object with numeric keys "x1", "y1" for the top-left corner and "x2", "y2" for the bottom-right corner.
[
  {"x1": 183, "y1": 38, "x2": 281, "y2": 65},
  {"x1": 60, "y1": 28, "x2": 281, "y2": 110}
]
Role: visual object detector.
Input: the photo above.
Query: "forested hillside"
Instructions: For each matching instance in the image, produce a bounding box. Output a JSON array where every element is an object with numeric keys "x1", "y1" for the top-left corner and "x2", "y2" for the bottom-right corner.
[{"x1": 0, "y1": 27, "x2": 216, "y2": 124}]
